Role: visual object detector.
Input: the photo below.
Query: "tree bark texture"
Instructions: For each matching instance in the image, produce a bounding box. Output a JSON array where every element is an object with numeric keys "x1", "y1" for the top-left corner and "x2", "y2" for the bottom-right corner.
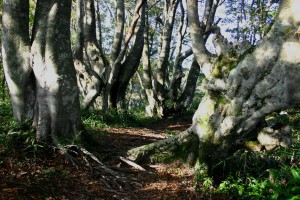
[
  {"x1": 113, "y1": 4, "x2": 146, "y2": 111},
  {"x1": 127, "y1": 129, "x2": 199, "y2": 164},
  {"x1": 74, "y1": 0, "x2": 103, "y2": 110},
  {"x1": 142, "y1": 8, "x2": 159, "y2": 117},
  {"x1": 189, "y1": 0, "x2": 300, "y2": 167},
  {"x1": 2, "y1": 0, "x2": 35, "y2": 121},
  {"x1": 31, "y1": 0, "x2": 81, "y2": 140},
  {"x1": 128, "y1": 0, "x2": 300, "y2": 174},
  {"x1": 174, "y1": 60, "x2": 200, "y2": 111},
  {"x1": 107, "y1": 0, "x2": 146, "y2": 110},
  {"x1": 168, "y1": 1, "x2": 189, "y2": 100},
  {"x1": 154, "y1": 0, "x2": 180, "y2": 104},
  {"x1": 84, "y1": 0, "x2": 107, "y2": 80}
]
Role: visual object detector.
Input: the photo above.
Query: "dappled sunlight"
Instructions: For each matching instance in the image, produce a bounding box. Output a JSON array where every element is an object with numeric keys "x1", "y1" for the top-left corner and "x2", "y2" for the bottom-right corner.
[
  {"x1": 279, "y1": 0, "x2": 300, "y2": 25},
  {"x1": 280, "y1": 41, "x2": 300, "y2": 63},
  {"x1": 253, "y1": 42, "x2": 279, "y2": 66}
]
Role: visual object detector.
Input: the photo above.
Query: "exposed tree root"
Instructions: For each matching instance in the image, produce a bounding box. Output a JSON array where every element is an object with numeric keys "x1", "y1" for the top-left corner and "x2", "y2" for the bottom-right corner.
[
  {"x1": 126, "y1": 128, "x2": 199, "y2": 164},
  {"x1": 52, "y1": 142, "x2": 139, "y2": 199}
]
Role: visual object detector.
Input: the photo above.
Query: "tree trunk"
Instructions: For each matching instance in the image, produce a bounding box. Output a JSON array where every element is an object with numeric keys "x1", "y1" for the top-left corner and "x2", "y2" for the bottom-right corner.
[
  {"x1": 74, "y1": 0, "x2": 103, "y2": 110},
  {"x1": 107, "y1": 0, "x2": 146, "y2": 110},
  {"x1": 168, "y1": 49, "x2": 193, "y2": 100},
  {"x1": 141, "y1": 9, "x2": 158, "y2": 117},
  {"x1": 2, "y1": 0, "x2": 35, "y2": 121},
  {"x1": 127, "y1": 0, "x2": 300, "y2": 176},
  {"x1": 190, "y1": 0, "x2": 300, "y2": 167},
  {"x1": 173, "y1": 60, "x2": 200, "y2": 111},
  {"x1": 168, "y1": 0, "x2": 189, "y2": 102},
  {"x1": 100, "y1": 0, "x2": 125, "y2": 110},
  {"x1": 127, "y1": 129, "x2": 199, "y2": 164},
  {"x1": 154, "y1": 0, "x2": 180, "y2": 106},
  {"x1": 110, "y1": 0, "x2": 125, "y2": 65},
  {"x1": 113, "y1": 4, "x2": 145, "y2": 111},
  {"x1": 31, "y1": 0, "x2": 81, "y2": 140}
]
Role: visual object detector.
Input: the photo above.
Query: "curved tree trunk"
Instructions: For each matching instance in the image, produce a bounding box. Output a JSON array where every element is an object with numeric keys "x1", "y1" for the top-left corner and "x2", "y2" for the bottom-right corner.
[
  {"x1": 74, "y1": 0, "x2": 103, "y2": 110},
  {"x1": 168, "y1": 49, "x2": 193, "y2": 101},
  {"x1": 107, "y1": 0, "x2": 146, "y2": 110},
  {"x1": 101, "y1": 0, "x2": 125, "y2": 110},
  {"x1": 84, "y1": 0, "x2": 107, "y2": 79},
  {"x1": 113, "y1": 4, "x2": 145, "y2": 111},
  {"x1": 110, "y1": 0, "x2": 125, "y2": 65},
  {"x1": 31, "y1": 0, "x2": 81, "y2": 140},
  {"x1": 2, "y1": 0, "x2": 35, "y2": 121},
  {"x1": 153, "y1": 0, "x2": 180, "y2": 117},
  {"x1": 127, "y1": 0, "x2": 300, "y2": 176},
  {"x1": 190, "y1": 0, "x2": 300, "y2": 167},
  {"x1": 168, "y1": 1, "x2": 188, "y2": 101}
]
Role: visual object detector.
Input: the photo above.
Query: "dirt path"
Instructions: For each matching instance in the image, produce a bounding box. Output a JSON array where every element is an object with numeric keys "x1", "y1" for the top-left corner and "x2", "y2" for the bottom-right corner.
[
  {"x1": 100, "y1": 117, "x2": 199, "y2": 199},
  {"x1": 0, "y1": 116, "x2": 227, "y2": 199}
]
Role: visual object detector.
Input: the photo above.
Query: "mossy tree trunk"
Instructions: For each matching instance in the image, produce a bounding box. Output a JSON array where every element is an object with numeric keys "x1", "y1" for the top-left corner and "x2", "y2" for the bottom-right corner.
[
  {"x1": 127, "y1": 0, "x2": 300, "y2": 174},
  {"x1": 190, "y1": 0, "x2": 300, "y2": 167}
]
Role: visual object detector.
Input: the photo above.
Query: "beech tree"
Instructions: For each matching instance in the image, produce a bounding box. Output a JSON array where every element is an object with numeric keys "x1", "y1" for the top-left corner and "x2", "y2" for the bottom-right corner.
[
  {"x1": 127, "y1": 0, "x2": 300, "y2": 175},
  {"x1": 2, "y1": 0, "x2": 82, "y2": 140},
  {"x1": 141, "y1": 0, "x2": 200, "y2": 117},
  {"x1": 71, "y1": 0, "x2": 201, "y2": 115},
  {"x1": 72, "y1": 0, "x2": 147, "y2": 111}
]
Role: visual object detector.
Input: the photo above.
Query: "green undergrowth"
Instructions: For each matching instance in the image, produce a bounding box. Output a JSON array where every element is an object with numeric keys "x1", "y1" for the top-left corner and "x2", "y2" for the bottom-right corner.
[
  {"x1": 0, "y1": 102, "x2": 44, "y2": 157},
  {"x1": 195, "y1": 108, "x2": 300, "y2": 199},
  {"x1": 81, "y1": 107, "x2": 159, "y2": 129}
]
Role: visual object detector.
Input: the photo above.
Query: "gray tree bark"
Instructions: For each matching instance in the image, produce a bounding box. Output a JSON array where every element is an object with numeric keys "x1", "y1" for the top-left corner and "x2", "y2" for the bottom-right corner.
[
  {"x1": 173, "y1": 60, "x2": 200, "y2": 111},
  {"x1": 101, "y1": 0, "x2": 125, "y2": 110},
  {"x1": 106, "y1": 0, "x2": 146, "y2": 110},
  {"x1": 153, "y1": 0, "x2": 180, "y2": 117},
  {"x1": 31, "y1": 0, "x2": 81, "y2": 140},
  {"x1": 113, "y1": 5, "x2": 146, "y2": 111},
  {"x1": 74, "y1": 0, "x2": 103, "y2": 110},
  {"x1": 168, "y1": 1, "x2": 189, "y2": 100},
  {"x1": 141, "y1": 8, "x2": 159, "y2": 117},
  {"x1": 127, "y1": 0, "x2": 300, "y2": 176},
  {"x1": 2, "y1": 0, "x2": 35, "y2": 121},
  {"x1": 189, "y1": 0, "x2": 300, "y2": 167}
]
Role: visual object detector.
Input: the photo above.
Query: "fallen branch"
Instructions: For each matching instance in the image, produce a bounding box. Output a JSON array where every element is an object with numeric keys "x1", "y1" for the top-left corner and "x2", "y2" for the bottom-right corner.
[{"x1": 119, "y1": 156, "x2": 147, "y2": 171}]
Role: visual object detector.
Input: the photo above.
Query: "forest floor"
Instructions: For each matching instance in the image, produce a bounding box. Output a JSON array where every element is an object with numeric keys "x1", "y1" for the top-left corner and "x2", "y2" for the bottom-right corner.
[{"x1": 0, "y1": 115, "x2": 231, "y2": 200}]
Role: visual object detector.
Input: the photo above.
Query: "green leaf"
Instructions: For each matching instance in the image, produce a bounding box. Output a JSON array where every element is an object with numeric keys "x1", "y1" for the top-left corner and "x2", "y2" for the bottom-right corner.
[
  {"x1": 291, "y1": 186, "x2": 300, "y2": 193},
  {"x1": 290, "y1": 168, "x2": 300, "y2": 182},
  {"x1": 288, "y1": 195, "x2": 300, "y2": 200}
]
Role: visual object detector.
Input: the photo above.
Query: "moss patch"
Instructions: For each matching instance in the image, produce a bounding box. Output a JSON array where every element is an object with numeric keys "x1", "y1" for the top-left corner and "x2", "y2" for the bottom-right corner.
[{"x1": 212, "y1": 55, "x2": 238, "y2": 78}]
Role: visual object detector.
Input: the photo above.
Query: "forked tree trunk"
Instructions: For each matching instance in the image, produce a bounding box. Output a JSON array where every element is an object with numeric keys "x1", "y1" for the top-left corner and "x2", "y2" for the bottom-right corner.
[
  {"x1": 153, "y1": 0, "x2": 180, "y2": 117},
  {"x1": 2, "y1": 0, "x2": 35, "y2": 121},
  {"x1": 101, "y1": 0, "x2": 125, "y2": 110},
  {"x1": 189, "y1": 0, "x2": 300, "y2": 166},
  {"x1": 107, "y1": 0, "x2": 146, "y2": 110},
  {"x1": 127, "y1": 0, "x2": 300, "y2": 174},
  {"x1": 31, "y1": 0, "x2": 81, "y2": 140},
  {"x1": 74, "y1": 0, "x2": 103, "y2": 110},
  {"x1": 113, "y1": 5, "x2": 145, "y2": 111}
]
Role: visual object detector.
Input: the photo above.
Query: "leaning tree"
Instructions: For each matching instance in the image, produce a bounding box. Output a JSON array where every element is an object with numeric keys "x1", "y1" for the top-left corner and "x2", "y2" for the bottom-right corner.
[
  {"x1": 2, "y1": 0, "x2": 82, "y2": 141},
  {"x1": 127, "y1": 0, "x2": 300, "y2": 175}
]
